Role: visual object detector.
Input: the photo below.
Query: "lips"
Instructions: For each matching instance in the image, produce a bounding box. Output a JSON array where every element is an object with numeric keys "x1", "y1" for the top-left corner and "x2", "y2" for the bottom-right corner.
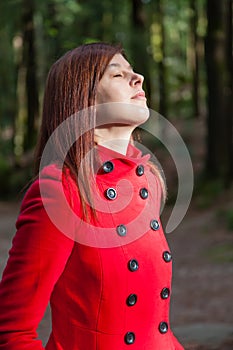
[{"x1": 131, "y1": 91, "x2": 146, "y2": 99}]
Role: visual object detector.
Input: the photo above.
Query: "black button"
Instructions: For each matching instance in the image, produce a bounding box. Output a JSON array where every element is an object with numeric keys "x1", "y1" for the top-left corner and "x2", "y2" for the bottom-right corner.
[
  {"x1": 150, "y1": 219, "x2": 160, "y2": 231},
  {"x1": 159, "y1": 321, "x2": 168, "y2": 334},
  {"x1": 126, "y1": 294, "x2": 137, "y2": 306},
  {"x1": 161, "y1": 287, "x2": 170, "y2": 299},
  {"x1": 105, "y1": 188, "x2": 117, "y2": 200},
  {"x1": 139, "y1": 187, "x2": 148, "y2": 199},
  {"x1": 163, "y1": 251, "x2": 172, "y2": 262},
  {"x1": 116, "y1": 224, "x2": 127, "y2": 237},
  {"x1": 102, "y1": 161, "x2": 114, "y2": 173},
  {"x1": 136, "y1": 165, "x2": 144, "y2": 176},
  {"x1": 124, "y1": 332, "x2": 135, "y2": 344},
  {"x1": 128, "y1": 259, "x2": 139, "y2": 272}
]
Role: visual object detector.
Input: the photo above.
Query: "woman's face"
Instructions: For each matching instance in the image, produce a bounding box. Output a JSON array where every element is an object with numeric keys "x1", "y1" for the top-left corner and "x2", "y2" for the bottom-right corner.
[
  {"x1": 96, "y1": 54, "x2": 147, "y2": 107},
  {"x1": 96, "y1": 54, "x2": 149, "y2": 127}
]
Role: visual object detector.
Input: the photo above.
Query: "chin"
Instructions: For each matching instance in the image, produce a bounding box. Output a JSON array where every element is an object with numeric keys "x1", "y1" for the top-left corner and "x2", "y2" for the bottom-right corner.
[
  {"x1": 135, "y1": 106, "x2": 150, "y2": 125},
  {"x1": 96, "y1": 102, "x2": 149, "y2": 128}
]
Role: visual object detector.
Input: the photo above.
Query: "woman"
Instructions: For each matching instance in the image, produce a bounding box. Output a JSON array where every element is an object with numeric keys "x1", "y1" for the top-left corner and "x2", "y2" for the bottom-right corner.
[{"x1": 0, "y1": 42, "x2": 183, "y2": 349}]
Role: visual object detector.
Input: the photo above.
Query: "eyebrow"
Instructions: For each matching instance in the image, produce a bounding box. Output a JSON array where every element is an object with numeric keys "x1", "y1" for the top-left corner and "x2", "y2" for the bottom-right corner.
[{"x1": 106, "y1": 63, "x2": 133, "y2": 71}]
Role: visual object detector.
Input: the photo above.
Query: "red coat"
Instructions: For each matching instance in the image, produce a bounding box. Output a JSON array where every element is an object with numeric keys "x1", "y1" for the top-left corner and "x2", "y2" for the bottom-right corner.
[{"x1": 0, "y1": 145, "x2": 184, "y2": 349}]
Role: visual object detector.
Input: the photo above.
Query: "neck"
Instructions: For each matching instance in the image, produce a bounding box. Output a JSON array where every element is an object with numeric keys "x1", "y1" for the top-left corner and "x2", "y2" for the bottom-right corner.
[{"x1": 94, "y1": 125, "x2": 134, "y2": 155}]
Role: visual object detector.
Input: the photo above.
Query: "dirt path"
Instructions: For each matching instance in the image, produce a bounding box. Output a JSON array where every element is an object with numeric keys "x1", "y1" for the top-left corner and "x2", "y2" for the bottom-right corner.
[
  {"x1": 0, "y1": 192, "x2": 233, "y2": 349},
  {"x1": 166, "y1": 189, "x2": 233, "y2": 349}
]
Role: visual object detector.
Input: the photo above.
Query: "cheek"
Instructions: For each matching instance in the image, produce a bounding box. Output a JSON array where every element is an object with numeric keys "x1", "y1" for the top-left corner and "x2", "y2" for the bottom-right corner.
[
  {"x1": 96, "y1": 86, "x2": 127, "y2": 104},
  {"x1": 96, "y1": 90, "x2": 112, "y2": 104}
]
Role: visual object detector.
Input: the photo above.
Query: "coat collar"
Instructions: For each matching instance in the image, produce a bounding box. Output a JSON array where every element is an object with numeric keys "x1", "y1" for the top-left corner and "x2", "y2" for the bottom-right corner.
[{"x1": 96, "y1": 143, "x2": 150, "y2": 169}]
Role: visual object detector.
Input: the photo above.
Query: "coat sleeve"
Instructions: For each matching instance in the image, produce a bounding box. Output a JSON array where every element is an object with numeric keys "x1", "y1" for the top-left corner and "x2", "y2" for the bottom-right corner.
[{"x1": 0, "y1": 167, "x2": 75, "y2": 349}]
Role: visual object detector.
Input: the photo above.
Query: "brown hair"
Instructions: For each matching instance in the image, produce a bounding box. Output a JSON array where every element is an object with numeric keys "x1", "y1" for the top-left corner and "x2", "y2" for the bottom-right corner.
[
  {"x1": 35, "y1": 42, "x2": 124, "y2": 217},
  {"x1": 35, "y1": 42, "x2": 166, "y2": 218}
]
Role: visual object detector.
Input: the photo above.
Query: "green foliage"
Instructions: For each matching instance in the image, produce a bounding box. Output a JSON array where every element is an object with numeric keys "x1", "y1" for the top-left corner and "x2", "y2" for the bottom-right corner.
[
  {"x1": 0, "y1": 0, "x2": 232, "y2": 196},
  {"x1": 0, "y1": 157, "x2": 33, "y2": 199},
  {"x1": 0, "y1": 156, "x2": 10, "y2": 175},
  {"x1": 195, "y1": 179, "x2": 225, "y2": 208},
  {"x1": 226, "y1": 210, "x2": 233, "y2": 231},
  {"x1": 216, "y1": 208, "x2": 233, "y2": 233},
  {"x1": 0, "y1": 156, "x2": 11, "y2": 198},
  {"x1": 206, "y1": 243, "x2": 233, "y2": 263}
]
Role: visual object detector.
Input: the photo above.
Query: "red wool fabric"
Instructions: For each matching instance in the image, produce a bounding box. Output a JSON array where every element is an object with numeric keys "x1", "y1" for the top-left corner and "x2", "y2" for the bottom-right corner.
[{"x1": 0, "y1": 145, "x2": 183, "y2": 349}]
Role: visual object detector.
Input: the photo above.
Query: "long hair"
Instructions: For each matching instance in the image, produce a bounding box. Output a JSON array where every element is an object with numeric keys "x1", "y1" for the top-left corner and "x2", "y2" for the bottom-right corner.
[
  {"x1": 35, "y1": 42, "x2": 166, "y2": 219},
  {"x1": 35, "y1": 42, "x2": 124, "y2": 218}
]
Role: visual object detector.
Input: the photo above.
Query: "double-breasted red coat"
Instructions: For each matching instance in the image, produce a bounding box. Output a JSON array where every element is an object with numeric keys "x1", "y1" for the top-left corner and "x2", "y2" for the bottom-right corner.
[{"x1": 0, "y1": 144, "x2": 184, "y2": 349}]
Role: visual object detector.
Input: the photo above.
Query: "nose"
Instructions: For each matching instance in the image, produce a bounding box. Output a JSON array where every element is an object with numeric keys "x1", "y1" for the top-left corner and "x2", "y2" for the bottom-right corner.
[{"x1": 131, "y1": 72, "x2": 144, "y2": 86}]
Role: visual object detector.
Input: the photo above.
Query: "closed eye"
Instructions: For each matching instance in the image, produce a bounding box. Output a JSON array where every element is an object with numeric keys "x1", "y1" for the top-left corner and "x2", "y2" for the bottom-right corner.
[{"x1": 113, "y1": 73, "x2": 123, "y2": 77}]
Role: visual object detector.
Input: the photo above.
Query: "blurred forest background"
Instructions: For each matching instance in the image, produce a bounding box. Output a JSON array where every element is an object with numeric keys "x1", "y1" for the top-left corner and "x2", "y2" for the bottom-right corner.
[
  {"x1": 0, "y1": 0, "x2": 232, "y2": 203},
  {"x1": 0, "y1": 1, "x2": 233, "y2": 348}
]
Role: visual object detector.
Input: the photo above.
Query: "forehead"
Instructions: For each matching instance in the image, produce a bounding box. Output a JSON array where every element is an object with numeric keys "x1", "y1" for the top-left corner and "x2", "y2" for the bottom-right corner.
[{"x1": 107, "y1": 54, "x2": 132, "y2": 70}]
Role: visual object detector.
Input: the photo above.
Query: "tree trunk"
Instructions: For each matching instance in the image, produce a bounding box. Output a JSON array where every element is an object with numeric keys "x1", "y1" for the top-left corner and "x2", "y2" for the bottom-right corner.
[
  {"x1": 205, "y1": 0, "x2": 233, "y2": 186},
  {"x1": 0, "y1": 29, "x2": 17, "y2": 155},
  {"x1": 190, "y1": 0, "x2": 200, "y2": 118},
  {"x1": 156, "y1": 0, "x2": 167, "y2": 117},
  {"x1": 22, "y1": 0, "x2": 39, "y2": 151},
  {"x1": 130, "y1": 0, "x2": 152, "y2": 104}
]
